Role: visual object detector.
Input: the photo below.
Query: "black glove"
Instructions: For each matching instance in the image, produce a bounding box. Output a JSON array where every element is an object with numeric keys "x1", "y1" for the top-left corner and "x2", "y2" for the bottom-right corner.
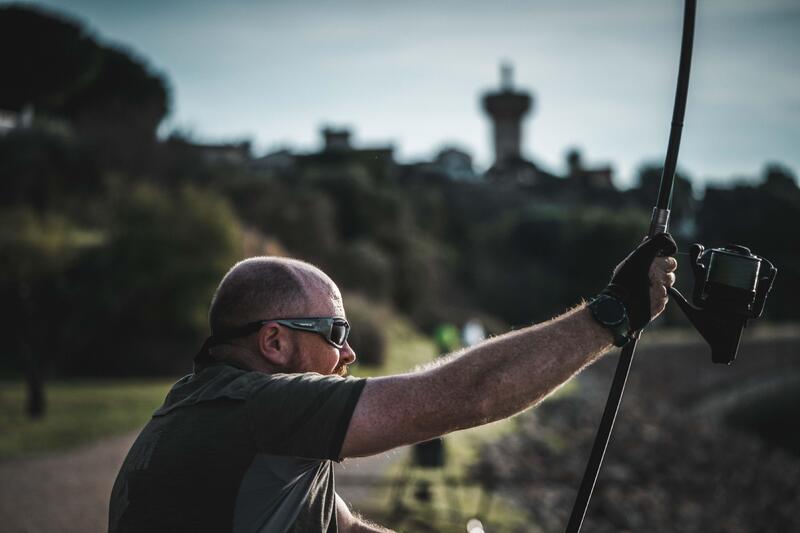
[{"x1": 601, "y1": 233, "x2": 678, "y2": 331}]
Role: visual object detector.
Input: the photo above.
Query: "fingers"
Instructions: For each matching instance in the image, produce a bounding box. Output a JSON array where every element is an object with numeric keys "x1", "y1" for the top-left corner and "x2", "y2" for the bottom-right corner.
[
  {"x1": 649, "y1": 258, "x2": 678, "y2": 288},
  {"x1": 649, "y1": 281, "x2": 669, "y2": 319},
  {"x1": 648, "y1": 256, "x2": 675, "y2": 320},
  {"x1": 652, "y1": 256, "x2": 677, "y2": 273},
  {"x1": 649, "y1": 283, "x2": 667, "y2": 299}
]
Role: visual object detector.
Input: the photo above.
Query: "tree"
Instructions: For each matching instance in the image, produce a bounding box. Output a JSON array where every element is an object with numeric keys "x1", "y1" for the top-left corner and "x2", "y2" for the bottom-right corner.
[
  {"x1": 62, "y1": 184, "x2": 244, "y2": 376},
  {"x1": 0, "y1": 208, "x2": 101, "y2": 417},
  {"x1": 0, "y1": 4, "x2": 169, "y2": 160}
]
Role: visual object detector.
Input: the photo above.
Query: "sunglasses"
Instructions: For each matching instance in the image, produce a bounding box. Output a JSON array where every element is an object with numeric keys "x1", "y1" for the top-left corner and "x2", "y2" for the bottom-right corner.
[{"x1": 253, "y1": 317, "x2": 351, "y2": 348}]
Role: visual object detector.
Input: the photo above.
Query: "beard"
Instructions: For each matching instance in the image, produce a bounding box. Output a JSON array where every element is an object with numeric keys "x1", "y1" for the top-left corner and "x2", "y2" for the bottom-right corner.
[{"x1": 333, "y1": 362, "x2": 349, "y2": 377}]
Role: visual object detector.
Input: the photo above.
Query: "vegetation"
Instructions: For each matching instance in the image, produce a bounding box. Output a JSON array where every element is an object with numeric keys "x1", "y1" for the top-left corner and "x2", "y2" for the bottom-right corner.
[
  {"x1": 0, "y1": 379, "x2": 172, "y2": 460},
  {"x1": 1, "y1": 7, "x2": 797, "y2": 532},
  {"x1": 0, "y1": 5, "x2": 168, "y2": 146}
]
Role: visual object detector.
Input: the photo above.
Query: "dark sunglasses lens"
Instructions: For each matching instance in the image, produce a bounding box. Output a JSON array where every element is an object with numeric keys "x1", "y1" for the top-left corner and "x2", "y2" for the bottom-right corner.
[{"x1": 330, "y1": 322, "x2": 348, "y2": 346}]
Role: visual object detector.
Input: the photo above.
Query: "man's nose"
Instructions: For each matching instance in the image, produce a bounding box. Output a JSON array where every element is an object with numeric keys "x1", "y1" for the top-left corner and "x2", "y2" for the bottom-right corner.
[{"x1": 340, "y1": 341, "x2": 357, "y2": 365}]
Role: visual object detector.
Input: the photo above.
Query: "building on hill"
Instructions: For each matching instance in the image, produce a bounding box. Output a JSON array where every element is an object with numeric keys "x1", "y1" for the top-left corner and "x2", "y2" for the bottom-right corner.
[
  {"x1": 432, "y1": 147, "x2": 478, "y2": 181},
  {"x1": 193, "y1": 141, "x2": 251, "y2": 165},
  {"x1": 483, "y1": 156, "x2": 563, "y2": 189},
  {"x1": 482, "y1": 63, "x2": 532, "y2": 166},
  {"x1": 481, "y1": 64, "x2": 561, "y2": 188},
  {"x1": 321, "y1": 127, "x2": 352, "y2": 152},
  {"x1": 761, "y1": 163, "x2": 799, "y2": 193},
  {"x1": 299, "y1": 126, "x2": 395, "y2": 180},
  {"x1": 251, "y1": 148, "x2": 295, "y2": 173},
  {"x1": 479, "y1": 65, "x2": 632, "y2": 208},
  {"x1": 251, "y1": 126, "x2": 396, "y2": 181},
  {"x1": 565, "y1": 149, "x2": 614, "y2": 191},
  {"x1": 404, "y1": 147, "x2": 479, "y2": 182}
]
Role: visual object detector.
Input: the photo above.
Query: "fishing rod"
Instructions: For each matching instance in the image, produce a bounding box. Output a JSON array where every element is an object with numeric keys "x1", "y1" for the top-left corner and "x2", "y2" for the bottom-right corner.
[{"x1": 564, "y1": 1, "x2": 776, "y2": 531}]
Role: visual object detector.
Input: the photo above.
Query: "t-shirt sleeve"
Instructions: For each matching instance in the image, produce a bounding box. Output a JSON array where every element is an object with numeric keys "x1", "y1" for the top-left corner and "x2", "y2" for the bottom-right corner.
[{"x1": 245, "y1": 373, "x2": 367, "y2": 461}]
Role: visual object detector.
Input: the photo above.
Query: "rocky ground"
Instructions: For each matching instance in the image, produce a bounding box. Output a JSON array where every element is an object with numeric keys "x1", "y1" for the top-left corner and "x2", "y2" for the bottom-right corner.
[{"x1": 471, "y1": 334, "x2": 800, "y2": 532}]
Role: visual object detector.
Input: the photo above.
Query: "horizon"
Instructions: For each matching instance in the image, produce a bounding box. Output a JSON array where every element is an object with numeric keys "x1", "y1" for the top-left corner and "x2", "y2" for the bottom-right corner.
[{"x1": 9, "y1": 0, "x2": 800, "y2": 189}]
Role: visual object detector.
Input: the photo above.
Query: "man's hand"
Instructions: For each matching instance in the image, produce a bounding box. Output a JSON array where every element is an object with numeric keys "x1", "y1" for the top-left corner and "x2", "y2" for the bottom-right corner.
[
  {"x1": 649, "y1": 255, "x2": 677, "y2": 319},
  {"x1": 602, "y1": 233, "x2": 678, "y2": 330}
]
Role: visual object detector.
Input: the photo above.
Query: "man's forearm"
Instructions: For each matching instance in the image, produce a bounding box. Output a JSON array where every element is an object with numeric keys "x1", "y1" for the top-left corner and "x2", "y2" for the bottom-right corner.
[
  {"x1": 342, "y1": 304, "x2": 614, "y2": 457},
  {"x1": 427, "y1": 304, "x2": 613, "y2": 429}
]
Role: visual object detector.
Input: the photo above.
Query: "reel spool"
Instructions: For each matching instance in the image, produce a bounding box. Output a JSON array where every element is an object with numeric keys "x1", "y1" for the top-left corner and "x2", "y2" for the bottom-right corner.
[{"x1": 668, "y1": 244, "x2": 777, "y2": 364}]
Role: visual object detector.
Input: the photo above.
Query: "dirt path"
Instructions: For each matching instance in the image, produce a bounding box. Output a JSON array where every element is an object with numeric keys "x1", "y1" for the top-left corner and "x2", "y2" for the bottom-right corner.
[
  {"x1": 0, "y1": 432, "x2": 137, "y2": 533},
  {"x1": 0, "y1": 429, "x2": 403, "y2": 533}
]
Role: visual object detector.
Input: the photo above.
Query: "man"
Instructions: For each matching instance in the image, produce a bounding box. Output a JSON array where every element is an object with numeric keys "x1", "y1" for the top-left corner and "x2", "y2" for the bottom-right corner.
[{"x1": 109, "y1": 234, "x2": 677, "y2": 533}]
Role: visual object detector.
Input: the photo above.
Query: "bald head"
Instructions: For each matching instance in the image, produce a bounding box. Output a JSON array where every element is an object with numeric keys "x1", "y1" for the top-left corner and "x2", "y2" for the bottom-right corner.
[{"x1": 209, "y1": 256, "x2": 339, "y2": 335}]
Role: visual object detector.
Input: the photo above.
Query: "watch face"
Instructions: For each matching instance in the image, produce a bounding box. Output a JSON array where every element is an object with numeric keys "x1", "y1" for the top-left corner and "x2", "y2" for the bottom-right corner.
[{"x1": 594, "y1": 296, "x2": 626, "y2": 326}]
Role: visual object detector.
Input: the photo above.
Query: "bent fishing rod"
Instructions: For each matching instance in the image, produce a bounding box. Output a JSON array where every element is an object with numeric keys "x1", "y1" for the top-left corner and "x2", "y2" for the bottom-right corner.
[{"x1": 564, "y1": 1, "x2": 776, "y2": 531}]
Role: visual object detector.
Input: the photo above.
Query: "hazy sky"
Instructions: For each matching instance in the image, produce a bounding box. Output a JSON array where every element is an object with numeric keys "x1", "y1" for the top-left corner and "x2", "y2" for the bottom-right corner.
[{"x1": 12, "y1": 0, "x2": 800, "y2": 188}]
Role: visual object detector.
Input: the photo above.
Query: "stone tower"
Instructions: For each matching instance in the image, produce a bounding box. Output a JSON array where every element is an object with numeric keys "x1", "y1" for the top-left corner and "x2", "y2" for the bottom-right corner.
[{"x1": 481, "y1": 63, "x2": 533, "y2": 165}]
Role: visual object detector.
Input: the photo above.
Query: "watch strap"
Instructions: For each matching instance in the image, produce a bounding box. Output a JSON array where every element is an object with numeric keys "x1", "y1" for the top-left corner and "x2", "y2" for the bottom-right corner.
[{"x1": 588, "y1": 294, "x2": 633, "y2": 347}]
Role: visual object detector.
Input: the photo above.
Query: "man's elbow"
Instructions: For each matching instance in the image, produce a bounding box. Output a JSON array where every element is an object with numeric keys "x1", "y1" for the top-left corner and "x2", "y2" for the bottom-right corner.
[{"x1": 337, "y1": 494, "x2": 396, "y2": 532}]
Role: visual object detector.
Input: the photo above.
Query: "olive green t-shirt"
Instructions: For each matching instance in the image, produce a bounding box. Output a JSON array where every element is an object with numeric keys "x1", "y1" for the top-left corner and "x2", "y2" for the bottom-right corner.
[{"x1": 109, "y1": 363, "x2": 367, "y2": 533}]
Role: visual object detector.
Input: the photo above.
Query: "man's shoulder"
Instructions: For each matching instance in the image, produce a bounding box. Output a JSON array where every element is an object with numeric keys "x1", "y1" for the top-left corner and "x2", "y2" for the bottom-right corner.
[
  {"x1": 249, "y1": 371, "x2": 366, "y2": 395},
  {"x1": 157, "y1": 365, "x2": 364, "y2": 414},
  {"x1": 154, "y1": 364, "x2": 273, "y2": 415}
]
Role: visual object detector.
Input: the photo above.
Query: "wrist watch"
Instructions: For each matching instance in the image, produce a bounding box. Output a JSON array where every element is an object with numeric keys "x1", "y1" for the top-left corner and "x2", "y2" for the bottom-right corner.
[{"x1": 588, "y1": 294, "x2": 632, "y2": 347}]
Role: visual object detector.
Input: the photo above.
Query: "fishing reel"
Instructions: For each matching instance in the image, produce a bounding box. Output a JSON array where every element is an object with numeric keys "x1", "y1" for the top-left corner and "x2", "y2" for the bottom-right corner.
[{"x1": 668, "y1": 244, "x2": 777, "y2": 364}]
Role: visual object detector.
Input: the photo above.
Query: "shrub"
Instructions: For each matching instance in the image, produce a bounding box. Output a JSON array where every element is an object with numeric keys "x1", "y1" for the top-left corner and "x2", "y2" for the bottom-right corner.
[
  {"x1": 62, "y1": 184, "x2": 245, "y2": 376},
  {"x1": 331, "y1": 240, "x2": 394, "y2": 302},
  {"x1": 344, "y1": 294, "x2": 388, "y2": 368}
]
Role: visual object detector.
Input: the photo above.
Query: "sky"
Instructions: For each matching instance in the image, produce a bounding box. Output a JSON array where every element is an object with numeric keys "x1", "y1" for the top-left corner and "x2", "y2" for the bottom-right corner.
[{"x1": 11, "y1": 0, "x2": 800, "y2": 189}]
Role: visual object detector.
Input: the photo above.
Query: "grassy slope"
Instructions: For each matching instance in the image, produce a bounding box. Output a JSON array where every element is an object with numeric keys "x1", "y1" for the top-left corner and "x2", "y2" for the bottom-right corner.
[{"x1": 0, "y1": 379, "x2": 173, "y2": 460}]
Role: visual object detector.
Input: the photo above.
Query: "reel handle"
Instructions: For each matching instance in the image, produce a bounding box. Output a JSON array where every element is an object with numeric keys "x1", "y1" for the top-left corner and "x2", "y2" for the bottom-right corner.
[
  {"x1": 689, "y1": 243, "x2": 706, "y2": 306},
  {"x1": 752, "y1": 258, "x2": 777, "y2": 318}
]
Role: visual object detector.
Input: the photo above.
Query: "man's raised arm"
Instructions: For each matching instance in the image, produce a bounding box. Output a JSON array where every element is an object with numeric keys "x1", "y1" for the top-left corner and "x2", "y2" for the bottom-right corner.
[{"x1": 341, "y1": 234, "x2": 677, "y2": 458}]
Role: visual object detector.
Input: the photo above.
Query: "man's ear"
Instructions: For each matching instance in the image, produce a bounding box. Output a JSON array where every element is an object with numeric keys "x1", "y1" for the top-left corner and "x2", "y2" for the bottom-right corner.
[{"x1": 257, "y1": 323, "x2": 292, "y2": 369}]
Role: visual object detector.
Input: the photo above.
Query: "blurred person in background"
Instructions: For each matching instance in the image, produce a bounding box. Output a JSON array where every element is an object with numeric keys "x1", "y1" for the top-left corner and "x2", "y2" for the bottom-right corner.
[{"x1": 109, "y1": 234, "x2": 676, "y2": 533}]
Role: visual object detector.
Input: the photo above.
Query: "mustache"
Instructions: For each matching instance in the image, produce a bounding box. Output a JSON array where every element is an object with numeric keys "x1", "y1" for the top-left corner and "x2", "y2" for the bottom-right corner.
[{"x1": 334, "y1": 363, "x2": 348, "y2": 377}]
